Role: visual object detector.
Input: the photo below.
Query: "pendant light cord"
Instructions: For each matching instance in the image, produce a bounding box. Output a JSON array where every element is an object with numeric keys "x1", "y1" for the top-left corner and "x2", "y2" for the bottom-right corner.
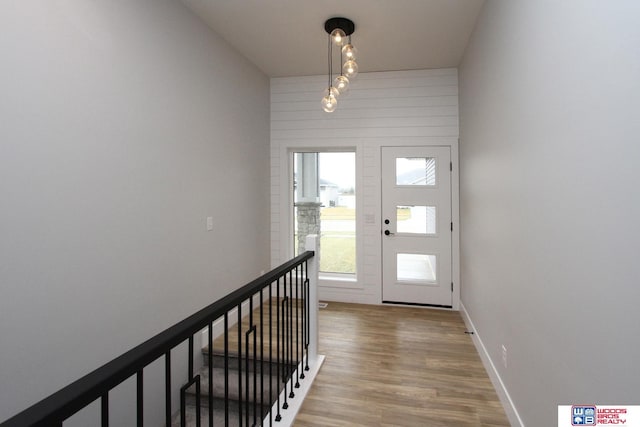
[
  {"x1": 340, "y1": 37, "x2": 344, "y2": 77},
  {"x1": 328, "y1": 34, "x2": 332, "y2": 88}
]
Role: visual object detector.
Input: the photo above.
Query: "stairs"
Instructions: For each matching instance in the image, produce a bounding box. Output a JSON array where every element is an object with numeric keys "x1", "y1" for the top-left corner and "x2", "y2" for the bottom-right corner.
[
  {"x1": 0, "y1": 252, "x2": 318, "y2": 427},
  {"x1": 171, "y1": 298, "x2": 303, "y2": 426}
]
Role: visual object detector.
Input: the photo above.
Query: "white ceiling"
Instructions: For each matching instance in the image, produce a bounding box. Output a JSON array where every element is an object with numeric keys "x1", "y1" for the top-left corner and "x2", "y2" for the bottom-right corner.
[{"x1": 181, "y1": 0, "x2": 485, "y2": 77}]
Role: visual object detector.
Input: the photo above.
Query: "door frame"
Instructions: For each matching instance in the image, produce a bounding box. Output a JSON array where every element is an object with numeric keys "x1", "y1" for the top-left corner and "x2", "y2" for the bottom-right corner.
[
  {"x1": 381, "y1": 145, "x2": 454, "y2": 307},
  {"x1": 273, "y1": 137, "x2": 460, "y2": 310},
  {"x1": 378, "y1": 141, "x2": 460, "y2": 310},
  {"x1": 276, "y1": 141, "x2": 365, "y2": 291}
]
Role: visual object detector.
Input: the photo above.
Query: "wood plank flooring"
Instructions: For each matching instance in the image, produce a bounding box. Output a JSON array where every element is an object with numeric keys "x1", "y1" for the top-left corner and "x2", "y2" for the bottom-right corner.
[{"x1": 293, "y1": 302, "x2": 509, "y2": 427}]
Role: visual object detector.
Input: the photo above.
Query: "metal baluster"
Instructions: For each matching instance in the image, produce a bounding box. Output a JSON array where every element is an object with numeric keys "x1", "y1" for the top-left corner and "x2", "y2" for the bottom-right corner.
[
  {"x1": 252, "y1": 297, "x2": 257, "y2": 427},
  {"x1": 189, "y1": 335, "x2": 201, "y2": 427},
  {"x1": 224, "y1": 313, "x2": 229, "y2": 426},
  {"x1": 304, "y1": 260, "x2": 310, "y2": 372},
  {"x1": 295, "y1": 265, "x2": 300, "y2": 388},
  {"x1": 300, "y1": 262, "x2": 306, "y2": 380},
  {"x1": 288, "y1": 271, "x2": 295, "y2": 399},
  {"x1": 101, "y1": 393, "x2": 109, "y2": 427},
  {"x1": 180, "y1": 377, "x2": 186, "y2": 427},
  {"x1": 253, "y1": 316, "x2": 257, "y2": 427},
  {"x1": 282, "y1": 276, "x2": 289, "y2": 410},
  {"x1": 275, "y1": 278, "x2": 281, "y2": 422},
  {"x1": 260, "y1": 288, "x2": 265, "y2": 425},
  {"x1": 245, "y1": 297, "x2": 256, "y2": 427},
  {"x1": 238, "y1": 303, "x2": 243, "y2": 426},
  {"x1": 165, "y1": 351, "x2": 171, "y2": 427},
  {"x1": 181, "y1": 373, "x2": 202, "y2": 427},
  {"x1": 196, "y1": 375, "x2": 201, "y2": 427},
  {"x1": 189, "y1": 336, "x2": 194, "y2": 379},
  {"x1": 208, "y1": 322, "x2": 213, "y2": 427},
  {"x1": 137, "y1": 370, "x2": 143, "y2": 427},
  {"x1": 269, "y1": 282, "x2": 274, "y2": 426}
]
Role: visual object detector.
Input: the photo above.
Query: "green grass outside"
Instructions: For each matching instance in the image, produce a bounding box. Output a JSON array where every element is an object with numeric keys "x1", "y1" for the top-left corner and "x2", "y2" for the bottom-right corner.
[
  {"x1": 319, "y1": 208, "x2": 356, "y2": 273},
  {"x1": 320, "y1": 206, "x2": 411, "y2": 221},
  {"x1": 319, "y1": 232, "x2": 356, "y2": 274},
  {"x1": 320, "y1": 206, "x2": 355, "y2": 220}
]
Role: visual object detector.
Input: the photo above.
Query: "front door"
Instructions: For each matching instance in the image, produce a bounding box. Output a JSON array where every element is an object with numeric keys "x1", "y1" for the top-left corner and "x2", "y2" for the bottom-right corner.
[{"x1": 381, "y1": 146, "x2": 452, "y2": 307}]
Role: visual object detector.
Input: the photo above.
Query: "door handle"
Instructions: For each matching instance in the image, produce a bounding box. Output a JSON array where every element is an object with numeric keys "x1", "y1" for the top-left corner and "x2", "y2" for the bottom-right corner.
[{"x1": 384, "y1": 230, "x2": 394, "y2": 236}]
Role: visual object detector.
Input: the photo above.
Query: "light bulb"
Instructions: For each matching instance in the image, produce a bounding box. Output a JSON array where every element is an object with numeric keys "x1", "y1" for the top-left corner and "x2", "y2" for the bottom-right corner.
[
  {"x1": 341, "y1": 44, "x2": 358, "y2": 61},
  {"x1": 330, "y1": 28, "x2": 346, "y2": 46},
  {"x1": 333, "y1": 75, "x2": 350, "y2": 94},
  {"x1": 343, "y1": 60, "x2": 358, "y2": 78},
  {"x1": 321, "y1": 94, "x2": 338, "y2": 112},
  {"x1": 324, "y1": 86, "x2": 340, "y2": 99}
]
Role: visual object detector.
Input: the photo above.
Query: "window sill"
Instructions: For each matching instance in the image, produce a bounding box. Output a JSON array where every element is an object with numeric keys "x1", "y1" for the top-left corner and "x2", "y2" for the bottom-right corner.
[{"x1": 318, "y1": 274, "x2": 363, "y2": 290}]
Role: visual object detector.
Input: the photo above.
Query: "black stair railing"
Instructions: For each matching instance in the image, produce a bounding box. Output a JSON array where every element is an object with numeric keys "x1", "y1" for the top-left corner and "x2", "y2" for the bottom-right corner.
[{"x1": 0, "y1": 249, "x2": 316, "y2": 427}]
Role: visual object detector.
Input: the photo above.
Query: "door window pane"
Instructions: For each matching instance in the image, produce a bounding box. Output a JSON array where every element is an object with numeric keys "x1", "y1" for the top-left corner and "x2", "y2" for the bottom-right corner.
[
  {"x1": 396, "y1": 157, "x2": 436, "y2": 186},
  {"x1": 397, "y1": 253, "x2": 437, "y2": 282},
  {"x1": 397, "y1": 206, "x2": 436, "y2": 235}
]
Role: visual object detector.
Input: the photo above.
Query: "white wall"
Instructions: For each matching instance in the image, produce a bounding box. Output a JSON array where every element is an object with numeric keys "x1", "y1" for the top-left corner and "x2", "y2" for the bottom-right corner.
[
  {"x1": 459, "y1": 1, "x2": 640, "y2": 425},
  {"x1": 0, "y1": 1, "x2": 270, "y2": 424},
  {"x1": 271, "y1": 69, "x2": 459, "y2": 305}
]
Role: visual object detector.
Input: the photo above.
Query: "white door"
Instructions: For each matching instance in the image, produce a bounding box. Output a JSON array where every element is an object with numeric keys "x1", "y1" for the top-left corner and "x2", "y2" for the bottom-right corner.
[{"x1": 381, "y1": 146, "x2": 452, "y2": 307}]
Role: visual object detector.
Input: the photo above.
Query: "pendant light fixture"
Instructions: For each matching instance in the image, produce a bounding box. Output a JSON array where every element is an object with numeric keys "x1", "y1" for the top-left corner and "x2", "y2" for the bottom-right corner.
[{"x1": 321, "y1": 17, "x2": 358, "y2": 113}]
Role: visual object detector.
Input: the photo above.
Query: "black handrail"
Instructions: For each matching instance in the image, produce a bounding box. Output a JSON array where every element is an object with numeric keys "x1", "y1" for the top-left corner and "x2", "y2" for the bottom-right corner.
[{"x1": 1, "y1": 250, "x2": 314, "y2": 427}]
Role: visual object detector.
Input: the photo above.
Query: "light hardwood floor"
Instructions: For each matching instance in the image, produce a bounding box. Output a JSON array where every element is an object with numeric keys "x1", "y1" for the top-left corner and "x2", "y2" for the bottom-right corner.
[{"x1": 294, "y1": 303, "x2": 510, "y2": 427}]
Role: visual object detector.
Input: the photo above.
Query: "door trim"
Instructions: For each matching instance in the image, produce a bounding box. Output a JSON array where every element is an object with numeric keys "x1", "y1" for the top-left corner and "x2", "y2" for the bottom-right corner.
[
  {"x1": 380, "y1": 143, "x2": 460, "y2": 310},
  {"x1": 380, "y1": 145, "x2": 453, "y2": 307}
]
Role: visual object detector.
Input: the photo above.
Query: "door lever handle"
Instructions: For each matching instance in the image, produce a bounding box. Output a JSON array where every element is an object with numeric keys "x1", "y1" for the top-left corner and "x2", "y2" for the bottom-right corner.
[{"x1": 384, "y1": 230, "x2": 394, "y2": 236}]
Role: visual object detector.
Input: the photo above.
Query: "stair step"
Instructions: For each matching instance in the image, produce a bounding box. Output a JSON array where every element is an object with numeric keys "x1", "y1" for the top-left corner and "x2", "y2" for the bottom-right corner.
[
  {"x1": 171, "y1": 400, "x2": 259, "y2": 427},
  {"x1": 202, "y1": 346, "x2": 298, "y2": 374},
  {"x1": 173, "y1": 297, "x2": 305, "y2": 425},
  {"x1": 204, "y1": 297, "x2": 307, "y2": 364},
  {"x1": 185, "y1": 365, "x2": 284, "y2": 405}
]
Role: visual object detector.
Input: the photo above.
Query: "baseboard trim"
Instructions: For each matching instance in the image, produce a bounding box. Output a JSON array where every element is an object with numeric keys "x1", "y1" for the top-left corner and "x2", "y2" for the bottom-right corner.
[{"x1": 459, "y1": 302, "x2": 525, "y2": 427}]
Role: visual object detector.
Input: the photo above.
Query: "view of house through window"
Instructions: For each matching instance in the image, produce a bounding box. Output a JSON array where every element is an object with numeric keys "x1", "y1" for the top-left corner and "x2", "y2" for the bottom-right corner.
[{"x1": 293, "y1": 152, "x2": 356, "y2": 275}]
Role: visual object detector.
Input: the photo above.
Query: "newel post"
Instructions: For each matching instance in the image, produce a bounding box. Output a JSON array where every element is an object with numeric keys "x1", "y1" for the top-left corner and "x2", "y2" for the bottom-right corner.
[{"x1": 305, "y1": 234, "x2": 319, "y2": 364}]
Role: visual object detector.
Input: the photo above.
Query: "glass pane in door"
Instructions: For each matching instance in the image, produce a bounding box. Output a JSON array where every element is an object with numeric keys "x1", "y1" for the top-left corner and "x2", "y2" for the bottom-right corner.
[
  {"x1": 397, "y1": 206, "x2": 436, "y2": 235},
  {"x1": 397, "y1": 253, "x2": 437, "y2": 282},
  {"x1": 395, "y1": 157, "x2": 436, "y2": 186}
]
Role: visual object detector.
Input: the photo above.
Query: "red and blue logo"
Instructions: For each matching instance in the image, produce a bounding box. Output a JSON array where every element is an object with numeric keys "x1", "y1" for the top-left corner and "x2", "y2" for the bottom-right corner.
[{"x1": 572, "y1": 405, "x2": 596, "y2": 426}]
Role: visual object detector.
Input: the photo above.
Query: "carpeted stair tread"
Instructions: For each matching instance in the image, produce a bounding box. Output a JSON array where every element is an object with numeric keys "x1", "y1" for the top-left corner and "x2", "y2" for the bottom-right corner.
[
  {"x1": 170, "y1": 400, "x2": 258, "y2": 427},
  {"x1": 202, "y1": 347, "x2": 299, "y2": 373},
  {"x1": 185, "y1": 365, "x2": 284, "y2": 404}
]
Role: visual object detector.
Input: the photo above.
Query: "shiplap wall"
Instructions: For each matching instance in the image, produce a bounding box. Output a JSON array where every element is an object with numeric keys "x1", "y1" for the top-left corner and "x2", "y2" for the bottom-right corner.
[{"x1": 271, "y1": 68, "x2": 460, "y2": 304}]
